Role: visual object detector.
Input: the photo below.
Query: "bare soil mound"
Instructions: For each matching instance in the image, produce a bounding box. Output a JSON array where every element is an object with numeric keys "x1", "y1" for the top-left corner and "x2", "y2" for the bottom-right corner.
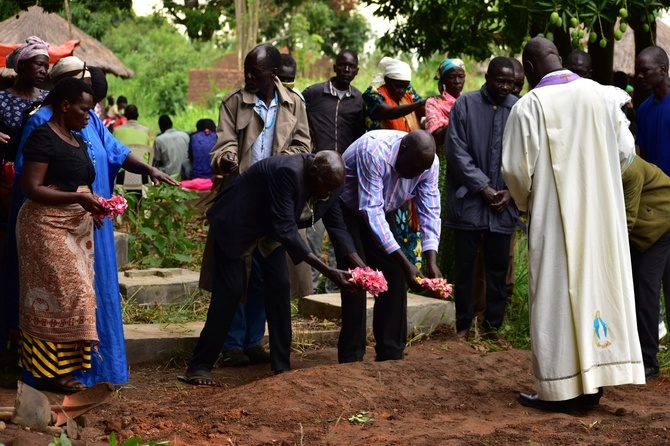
[{"x1": 1, "y1": 327, "x2": 669, "y2": 445}]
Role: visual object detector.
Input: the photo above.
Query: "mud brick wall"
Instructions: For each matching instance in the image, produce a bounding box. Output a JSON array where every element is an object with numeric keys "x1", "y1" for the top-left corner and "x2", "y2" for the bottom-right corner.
[{"x1": 187, "y1": 68, "x2": 244, "y2": 106}]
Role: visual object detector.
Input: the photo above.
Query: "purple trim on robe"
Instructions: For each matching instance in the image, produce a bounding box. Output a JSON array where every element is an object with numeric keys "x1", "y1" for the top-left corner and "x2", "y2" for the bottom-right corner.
[{"x1": 535, "y1": 72, "x2": 581, "y2": 89}]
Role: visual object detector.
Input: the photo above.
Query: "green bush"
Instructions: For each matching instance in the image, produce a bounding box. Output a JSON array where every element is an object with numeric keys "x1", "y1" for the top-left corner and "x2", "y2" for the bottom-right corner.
[{"x1": 118, "y1": 184, "x2": 204, "y2": 268}]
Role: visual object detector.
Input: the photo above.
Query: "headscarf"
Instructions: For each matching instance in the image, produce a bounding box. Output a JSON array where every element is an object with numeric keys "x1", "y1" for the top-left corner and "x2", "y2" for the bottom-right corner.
[
  {"x1": 434, "y1": 58, "x2": 465, "y2": 80},
  {"x1": 5, "y1": 36, "x2": 50, "y2": 71},
  {"x1": 372, "y1": 57, "x2": 412, "y2": 85},
  {"x1": 88, "y1": 66, "x2": 108, "y2": 103},
  {"x1": 49, "y1": 56, "x2": 91, "y2": 82}
]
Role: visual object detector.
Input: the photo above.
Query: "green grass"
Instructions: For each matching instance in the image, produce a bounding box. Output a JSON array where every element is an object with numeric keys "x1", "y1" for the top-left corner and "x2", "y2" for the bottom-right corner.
[
  {"x1": 500, "y1": 229, "x2": 531, "y2": 350},
  {"x1": 121, "y1": 288, "x2": 210, "y2": 325}
]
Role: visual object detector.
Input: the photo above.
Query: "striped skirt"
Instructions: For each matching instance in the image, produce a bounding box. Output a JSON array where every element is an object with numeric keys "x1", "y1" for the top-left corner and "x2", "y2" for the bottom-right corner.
[
  {"x1": 16, "y1": 198, "x2": 98, "y2": 377},
  {"x1": 18, "y1": 331, "x2": 92, "y2": 378}
]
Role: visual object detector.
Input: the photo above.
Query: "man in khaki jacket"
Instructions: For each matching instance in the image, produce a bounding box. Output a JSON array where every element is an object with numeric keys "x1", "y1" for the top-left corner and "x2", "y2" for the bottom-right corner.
[
  {"x1": 200, "y1": 43, "x2": 310, "y2": 372},
  {"x1": 210, "y1": 48, "x2": 310, "y2": 179},
  {"x1": 623, "y1": 155, "x2": 670, "y2": 380}
]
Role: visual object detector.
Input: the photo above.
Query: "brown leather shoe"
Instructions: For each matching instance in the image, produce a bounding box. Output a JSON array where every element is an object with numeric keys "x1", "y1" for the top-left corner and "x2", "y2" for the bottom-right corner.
[{"x1": 456, "y1": 328, "x2": 469, "y2": 341}]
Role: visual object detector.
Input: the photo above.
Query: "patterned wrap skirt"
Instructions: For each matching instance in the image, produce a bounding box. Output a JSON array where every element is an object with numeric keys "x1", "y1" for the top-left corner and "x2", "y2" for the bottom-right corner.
[{"x1": 16, "y1": 199, "x2": 97, "y2": 377}]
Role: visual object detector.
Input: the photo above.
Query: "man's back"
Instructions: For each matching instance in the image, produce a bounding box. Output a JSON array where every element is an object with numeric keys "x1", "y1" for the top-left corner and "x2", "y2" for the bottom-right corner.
[
  {"x1": 114, "y1": 120, "x2": 151, "y2": 147},
  {"x1": 154, "y1": 128, "x2": 189, "y2": 176}
]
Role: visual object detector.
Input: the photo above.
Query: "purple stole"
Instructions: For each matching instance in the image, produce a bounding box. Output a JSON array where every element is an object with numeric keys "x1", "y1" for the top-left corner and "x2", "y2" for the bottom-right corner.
[{"x1": 534, "y1": 71, "x2": 581, "y2": 89}]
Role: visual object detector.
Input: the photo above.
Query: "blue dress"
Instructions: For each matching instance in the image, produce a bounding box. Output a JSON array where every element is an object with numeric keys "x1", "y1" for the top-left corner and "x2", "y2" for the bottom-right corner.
[{"x1": 16, "y1": 109, "x2": 131, "y2": 385}]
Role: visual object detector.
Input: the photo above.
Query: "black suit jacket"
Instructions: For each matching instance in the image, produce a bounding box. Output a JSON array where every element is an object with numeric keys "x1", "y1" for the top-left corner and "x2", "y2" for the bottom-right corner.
[{"x1": 207, "y1": 153, "x2": 356, "y2": 264}]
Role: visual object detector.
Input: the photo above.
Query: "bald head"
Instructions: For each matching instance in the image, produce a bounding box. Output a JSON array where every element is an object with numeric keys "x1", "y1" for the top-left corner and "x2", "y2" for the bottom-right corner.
[
  {"x1": 309, "y1": 150, "x2": 345, "y2": 200},
  {"x1": 565, "y1": 50, "x2": 592, "y2": 78},
  {"x1": 522, "y1": 37, "x2": 563, "y2": 88},
  {"x1": 637, "y1": 46, "x2": 669, "y2": 66},
  {"x1": 314, "y1": 150, "x2": 345, "y2": 179},
  {"x1": 396, "y1": 130, "x2": 436, "y2": 179},
  {"x1": 635, "y1": 46, "x2": 670, "y2": 92}
]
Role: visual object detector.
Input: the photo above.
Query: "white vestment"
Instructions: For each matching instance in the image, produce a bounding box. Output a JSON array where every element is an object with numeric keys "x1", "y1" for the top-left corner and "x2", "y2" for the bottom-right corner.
[{"x1": 502, "y1": 76, "x2": 645, "y2": 401}]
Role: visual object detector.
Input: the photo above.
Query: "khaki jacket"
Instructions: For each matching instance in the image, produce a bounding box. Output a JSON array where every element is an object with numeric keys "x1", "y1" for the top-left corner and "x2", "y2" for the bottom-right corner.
[
  {"x1": 200, "y1": 77, "x2": 311, "y2": 292},
  {"x1": 623, "y1": 156, "x2": 670, "y2": 252},
  {"x1": 210, "y1": 77, "x2": 311, "y2": 182}
]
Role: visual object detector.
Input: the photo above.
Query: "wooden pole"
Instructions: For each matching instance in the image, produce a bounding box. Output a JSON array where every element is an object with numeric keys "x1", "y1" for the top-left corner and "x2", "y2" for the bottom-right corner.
[{"x1": 64, "y1": 0, "x2": 73, "y2": 40}]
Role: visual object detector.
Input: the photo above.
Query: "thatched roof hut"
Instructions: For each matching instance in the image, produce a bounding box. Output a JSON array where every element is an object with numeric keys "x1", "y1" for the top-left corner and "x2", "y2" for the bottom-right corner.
[
  {"x1": 0, "y1": 5, "x2": 133, "y2": 79},
  {"x1": 614, "y1": 19, "x2": 670, "y2": 76}
]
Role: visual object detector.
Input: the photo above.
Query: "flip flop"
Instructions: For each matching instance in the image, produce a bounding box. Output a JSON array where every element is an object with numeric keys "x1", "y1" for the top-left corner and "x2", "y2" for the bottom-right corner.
[
  {"x1": 177, "y1": 369, "x2": 217, "y2": 387},
  {"x1": 36, "y1": 376, "x2": 87, "y2": 395}
]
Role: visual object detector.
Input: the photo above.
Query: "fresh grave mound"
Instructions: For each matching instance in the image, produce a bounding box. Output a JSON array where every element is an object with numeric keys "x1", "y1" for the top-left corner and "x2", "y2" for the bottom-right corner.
[{"x1": 1, "y1": 327, "x2": 670, "y2": 445}]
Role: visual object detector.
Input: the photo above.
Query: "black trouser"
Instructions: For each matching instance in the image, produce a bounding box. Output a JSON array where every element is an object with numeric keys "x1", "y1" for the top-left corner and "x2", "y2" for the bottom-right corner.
[
  {"x1": 662, "y1": 251, "x2": 670, "y2": 328},
  {"x1": 338, "y1": 208, "x2": 407, "y2": 363},
  {"x1": 630, "y1": 231, "x2": 670, "y2": 370},
  {"x1": 188, "y1": 244, "x2": 292, "y2": 372},
  {"x1": 454, "y1": 229, "x2": 511, "y2": 332}
]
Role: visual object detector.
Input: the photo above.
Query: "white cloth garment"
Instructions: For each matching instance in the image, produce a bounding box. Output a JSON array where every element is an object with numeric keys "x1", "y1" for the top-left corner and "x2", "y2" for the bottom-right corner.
[
  {"x1": 372, "y1": 57, "x2": 412, "y2": 84},
  {"x1": 502, "y1": 76, "x2": 645, "y2": 401}
]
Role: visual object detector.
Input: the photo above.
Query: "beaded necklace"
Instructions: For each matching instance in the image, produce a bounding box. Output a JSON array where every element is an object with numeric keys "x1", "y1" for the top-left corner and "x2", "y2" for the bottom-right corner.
[{"x1": 78, "y1": 126, "x2": 96, "y2": 167}]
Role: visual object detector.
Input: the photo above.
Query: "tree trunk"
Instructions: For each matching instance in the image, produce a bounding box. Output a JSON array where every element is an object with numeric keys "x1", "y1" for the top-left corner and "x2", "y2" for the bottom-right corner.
[
  {"x1": 588, "y1": 20, "x2": 615, "y2": 85},
  {"x1": 235, "y1": 0, "x2": 261, "y2": 70},
  {"x1": 235, "y1": 0, "x2": 247, "y2": 70},
  {"x1": 553, "y1": 29, "x2": 572, "y2": 62}
]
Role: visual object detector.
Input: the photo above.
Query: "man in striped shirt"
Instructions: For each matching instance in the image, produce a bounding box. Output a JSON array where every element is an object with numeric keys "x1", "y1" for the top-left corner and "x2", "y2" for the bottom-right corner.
[{"x1": 338, "y1": 129, "x2": 442, "y2": 362}]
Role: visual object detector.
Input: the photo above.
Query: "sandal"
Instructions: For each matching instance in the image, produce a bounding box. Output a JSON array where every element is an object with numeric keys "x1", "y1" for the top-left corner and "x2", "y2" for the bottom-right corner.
[
  {"x1": 177, "y1": 369, "x2": 217, "y2": 387},
  {"x1": 37, "y1": 375, "x2": 87, "y2": 394}
]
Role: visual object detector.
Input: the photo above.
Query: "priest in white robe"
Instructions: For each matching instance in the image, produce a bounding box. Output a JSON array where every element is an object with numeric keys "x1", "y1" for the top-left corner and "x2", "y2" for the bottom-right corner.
[{"x1": 502, "y1": 37, "x2": 646, "y2": 414}]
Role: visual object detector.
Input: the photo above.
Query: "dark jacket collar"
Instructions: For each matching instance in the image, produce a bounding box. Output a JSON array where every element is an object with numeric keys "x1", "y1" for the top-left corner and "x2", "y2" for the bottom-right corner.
[{"x1": 480, "y1": 84, "x2": 517, "y2": 109}]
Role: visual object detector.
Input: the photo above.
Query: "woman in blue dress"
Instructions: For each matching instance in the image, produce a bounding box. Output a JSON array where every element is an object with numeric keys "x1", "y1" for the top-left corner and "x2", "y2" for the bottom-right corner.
[{"x1": 14, "y1": 56, "x2": 178, "y2": 386}]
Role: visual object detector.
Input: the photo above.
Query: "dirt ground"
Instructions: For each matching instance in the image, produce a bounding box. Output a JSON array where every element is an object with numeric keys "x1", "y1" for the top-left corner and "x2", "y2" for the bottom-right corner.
[{"x1": 1, "y1": 326, "x2": 669, "y2": 446}]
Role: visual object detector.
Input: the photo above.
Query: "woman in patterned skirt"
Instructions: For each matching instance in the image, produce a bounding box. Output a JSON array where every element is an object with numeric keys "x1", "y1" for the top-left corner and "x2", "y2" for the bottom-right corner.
[{"x1": 17, "y1": 78, "x2": 106, "y2": 393}]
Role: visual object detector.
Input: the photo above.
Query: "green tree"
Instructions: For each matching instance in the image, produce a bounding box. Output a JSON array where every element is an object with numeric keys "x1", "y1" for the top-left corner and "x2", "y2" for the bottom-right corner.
[
  {"x1": 161, "y1": 0, "x2": 370, "y2": 69},
  {"x1": 103, "y1": 14, "x2": 223, "y2": 116},
  {"x1": 274, "y1": 0, "x2": 371, "y2": 60},
  {"x1": 162, "y1": 0, "x2": 232, "y2": 41},
  {"x1": 0, "y1": 0, "x2": 134, "y2": 41},
  {"x1": 365, "y1": 0, "x2": 670, "y2": 84}
]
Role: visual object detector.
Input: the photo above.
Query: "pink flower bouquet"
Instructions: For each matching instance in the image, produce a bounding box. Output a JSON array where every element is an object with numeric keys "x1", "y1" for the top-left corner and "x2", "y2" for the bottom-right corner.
[
  {"x1": 92, "y1": 194, "x2": 128, "y2": 221},
  {"x1": 348, "y1": 266, "x2": 388, "y2": 297},
  {"x1": 416, "y1": 277, "x2": 454, "y2": 299}
]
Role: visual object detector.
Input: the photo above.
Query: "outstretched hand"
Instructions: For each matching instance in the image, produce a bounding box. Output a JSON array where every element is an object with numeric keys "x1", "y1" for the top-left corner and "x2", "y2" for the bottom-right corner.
[
  {"x1": 327, "y1": 268, "x2": 359, "y2": 293},
  {"x1": 149, "y1": 167, "x2": 179, "y2": 186}
]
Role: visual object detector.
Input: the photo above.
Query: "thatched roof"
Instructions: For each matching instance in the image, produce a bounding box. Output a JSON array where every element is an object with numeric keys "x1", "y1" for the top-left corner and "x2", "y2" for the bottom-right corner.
[
  {"x1": 0, "y1": 5, "x2": 133, "y2": 79},
  {"x1": 614, "y1": 19, "x2": 670, "y2": 76}
]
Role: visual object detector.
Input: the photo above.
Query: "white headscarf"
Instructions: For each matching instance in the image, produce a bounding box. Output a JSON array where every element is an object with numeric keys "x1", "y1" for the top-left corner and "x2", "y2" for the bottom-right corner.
[
  {"x1": 49, "y1": 56, "x2": 91, "y2": 82},
  {"x1": 372, "y1": 57, "x2": 412, "y2": 85}
]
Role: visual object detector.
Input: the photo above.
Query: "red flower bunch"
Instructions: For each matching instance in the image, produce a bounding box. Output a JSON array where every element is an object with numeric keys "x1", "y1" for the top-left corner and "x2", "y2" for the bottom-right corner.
[
  {"x1": 92, "y1": 194, "x2": 128, "y2": 221},
  {"x1": 348, "y1": 266, "x2": 388, "y2": 297},
  {"x1": 416, "y1": 277, "x2": 454, "y2": 299}
]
